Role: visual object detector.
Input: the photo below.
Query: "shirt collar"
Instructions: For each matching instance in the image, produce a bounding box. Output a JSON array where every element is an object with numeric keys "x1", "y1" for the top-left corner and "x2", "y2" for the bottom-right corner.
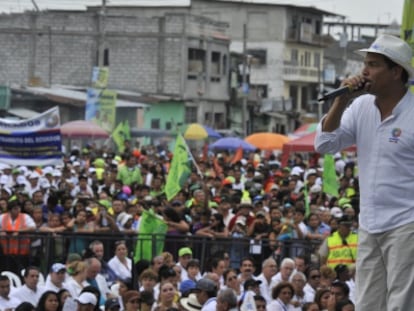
[{"x1": 389, "y1": 90, "x2": 413, "y2": 117}]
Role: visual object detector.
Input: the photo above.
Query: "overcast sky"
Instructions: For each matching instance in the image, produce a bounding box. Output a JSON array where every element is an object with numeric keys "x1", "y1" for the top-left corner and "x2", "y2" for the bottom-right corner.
[{"x1": 0, "y1": 0, "x2": 405, "y2": 24}]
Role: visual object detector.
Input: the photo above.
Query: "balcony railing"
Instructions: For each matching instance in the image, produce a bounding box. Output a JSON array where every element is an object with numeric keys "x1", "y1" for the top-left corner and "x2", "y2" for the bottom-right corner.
[{"x1": 283, "y1": 64, "x2": 319, "y2": 82}]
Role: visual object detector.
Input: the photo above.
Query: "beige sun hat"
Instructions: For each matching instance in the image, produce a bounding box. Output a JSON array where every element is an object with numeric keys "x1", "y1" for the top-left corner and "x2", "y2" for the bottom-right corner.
[{"x1": 356, "y1": 34, "x2": 414, "y2": 78}]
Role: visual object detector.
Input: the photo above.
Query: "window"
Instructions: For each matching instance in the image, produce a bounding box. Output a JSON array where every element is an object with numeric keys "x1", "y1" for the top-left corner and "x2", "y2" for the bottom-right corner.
[
  {"x1": 314, "y1": 52, "x2": 321, "y2": 68},
  {"x1": 151, "y1": 119, "x2": 160, "y2": 129},
  {"x1": 247, "y1": 49, "x2": 267, "y2": 65},
  {"x1": 95, "y1": 48, "x2": 110, "y2": 66},
  {"x1": 291, "y1": 49, "x2": 298, "y2": 65},
  {"x1": 188, "y1": 48, "x2": 206, "y2": 73},
  {"x1": 165, "y1": 122, "x2": 172, "y2": 130},
  {"x1": 222, "y1": 55, "x2": 228, "y2": 76},
  {"x1": 315, "y1": 20, "x2": 321, "y2": 35},
  {"x1": 211, "y1": 52, "x2": 221, "y2": 75},
  {"x1": 250, "y1": 84, "x2": 268, "y2": 99},
  {"x1": 204, "y1": 112, "x2": 212, "y2": 123},
  {"x1": 185, "y1": 107, "x2": 198, "y2": 123},
  {"x1": 304, "y1": 51, "x2": 311, "y2": 67}
]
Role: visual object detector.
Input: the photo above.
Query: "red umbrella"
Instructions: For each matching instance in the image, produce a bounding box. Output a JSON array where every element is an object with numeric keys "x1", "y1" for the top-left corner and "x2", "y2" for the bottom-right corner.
[
  {"x1": 293, "y1": 123, "x2": 318, "y2": 137},
  {"x1": 61, "y1": 120, "x2": 109, "y2": 139}
]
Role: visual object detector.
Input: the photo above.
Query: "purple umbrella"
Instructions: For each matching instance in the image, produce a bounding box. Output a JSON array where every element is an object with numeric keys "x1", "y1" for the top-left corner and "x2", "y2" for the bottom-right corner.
[{"x1": 209, "y1": 137, "x2": 256, "y2": 151}]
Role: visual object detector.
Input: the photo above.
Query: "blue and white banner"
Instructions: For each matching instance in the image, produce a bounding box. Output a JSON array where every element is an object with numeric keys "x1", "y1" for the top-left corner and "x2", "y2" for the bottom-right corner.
[{"x1": 0, "y1": 107, "x2": 63, "y2": 166}]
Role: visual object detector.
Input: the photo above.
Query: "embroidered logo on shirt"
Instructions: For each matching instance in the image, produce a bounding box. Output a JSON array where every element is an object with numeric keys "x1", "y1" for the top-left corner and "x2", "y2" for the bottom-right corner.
[{"x1": 389, "y1": 128, "x2": 401, "y2": 143}]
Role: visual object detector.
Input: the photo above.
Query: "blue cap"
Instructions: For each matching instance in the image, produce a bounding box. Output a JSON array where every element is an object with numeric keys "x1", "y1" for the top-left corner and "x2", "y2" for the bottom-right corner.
[{"x1": 180, "y1": 279, "x2": 196, "y2": 295}]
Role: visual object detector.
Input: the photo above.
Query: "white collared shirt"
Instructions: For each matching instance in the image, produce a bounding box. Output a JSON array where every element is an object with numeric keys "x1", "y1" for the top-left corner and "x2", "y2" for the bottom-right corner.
[
  {"x1": 0, "y1": 295, "x2": 20, "y2": 310},
  {"x1": 10, "y1": 284, "x2": 45, "y2": 307},
  {"x1": 315, "y1": 91, "x2": 414, "y2": 233}
]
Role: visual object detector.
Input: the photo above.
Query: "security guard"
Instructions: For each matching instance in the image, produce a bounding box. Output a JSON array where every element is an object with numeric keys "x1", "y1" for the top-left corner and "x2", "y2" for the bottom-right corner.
[{"x1": 319, "y1": 215, "x2": 358, "y2": 268}]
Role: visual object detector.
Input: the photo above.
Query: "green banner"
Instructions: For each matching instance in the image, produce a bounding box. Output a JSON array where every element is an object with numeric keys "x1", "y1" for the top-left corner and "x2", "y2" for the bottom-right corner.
[
  {"x1": 323, "y1": 154, "x2": 339, "y2": 197},
  {"x1": 112, "y1": 121, "x2": 131, "y2": 153},
  {"x1": 134, "y1": 209, "x2": 168, "y2": 263},
  {"x1": 401, "y1": 0, "x2": 414, "y2": 89},
  {"x1": 165, "y1": 134, "x2": 192, "y2": 201},
  {"x1": 91, "y1": 67, "x2": 109, "y2": 89}
]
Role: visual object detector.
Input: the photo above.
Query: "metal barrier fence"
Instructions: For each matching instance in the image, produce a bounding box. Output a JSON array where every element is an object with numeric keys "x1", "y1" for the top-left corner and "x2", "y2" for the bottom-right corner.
[{"x1": 0, "y1": 232, "x2": 321, "y2": 281}]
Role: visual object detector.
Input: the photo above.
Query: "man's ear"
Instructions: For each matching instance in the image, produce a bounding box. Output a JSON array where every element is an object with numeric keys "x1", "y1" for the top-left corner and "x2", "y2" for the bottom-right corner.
[{"x1": 392, "y1": 65, "x2": 404, "y2": 81}]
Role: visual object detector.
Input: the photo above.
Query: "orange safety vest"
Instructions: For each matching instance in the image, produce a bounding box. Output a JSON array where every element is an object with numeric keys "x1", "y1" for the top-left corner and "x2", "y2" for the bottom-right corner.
[{"x1": 0, "y1": 213, "x2": 31, "y2": 255}]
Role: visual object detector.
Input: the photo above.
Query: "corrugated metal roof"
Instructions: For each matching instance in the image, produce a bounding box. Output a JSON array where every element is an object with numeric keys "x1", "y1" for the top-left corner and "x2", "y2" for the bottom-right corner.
[
  {"x1": 8, "y1": 108, "x2": 40, "y2": 119},
  {"x1": 23, "y1": 87, "x2": 148, "y2": 108}
]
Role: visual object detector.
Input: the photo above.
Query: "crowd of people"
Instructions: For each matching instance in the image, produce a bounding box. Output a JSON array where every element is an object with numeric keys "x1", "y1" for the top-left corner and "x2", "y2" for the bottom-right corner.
[{"x1": 0, "y1": 134, "x2": 360, "y2": 311}]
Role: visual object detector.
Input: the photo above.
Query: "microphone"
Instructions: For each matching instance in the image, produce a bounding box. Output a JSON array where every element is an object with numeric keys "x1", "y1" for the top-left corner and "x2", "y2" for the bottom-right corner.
[{"x1": 318, "y1": 83, "x2": 365, "y2": 102}]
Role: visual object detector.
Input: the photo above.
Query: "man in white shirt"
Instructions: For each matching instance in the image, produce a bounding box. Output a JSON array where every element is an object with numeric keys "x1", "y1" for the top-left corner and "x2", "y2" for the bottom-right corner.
[
  {"x1": 44, "y1": 263, "x2": 67, "y2": 292},
  {"x1": 176, "y1": 247, "x2": 193, "y2": 281},
  {"x1": 85, "y1": 257, "x2": 111, "y2": 301},
  {"x1": 10, "y1": 266, "x2": 45, "y2": 307},
  {"x1": 256, "y1": 258, "x2": 278, "y2": 303},
  {"x1": 271, "y1": 258, "x2": 295, "y2": 285},
  {"x1": 193, "y1": 278, "x2": 217, "y2": 311},
  {"x1": 0, "y1": 275, "x2": 20, "y2": 310}
]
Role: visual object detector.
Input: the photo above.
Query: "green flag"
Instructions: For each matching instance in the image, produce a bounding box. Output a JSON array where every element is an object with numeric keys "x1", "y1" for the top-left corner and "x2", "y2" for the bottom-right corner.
[
  {"x1": 164, "y1": 134, "x2": 192, "y2": 201},
  {"x1": 401, "y1": 0, "x2": 414, "y2": 91},
  {"x1": 134, "y1": 209, "x2": 168, "y2": 263},
  {"x1": 323, "y1": 154, "x2": 339, "y2": 197},
  {"x1": 303, "y1": 183, "x2": 310, "y2": 218},
  {"x1": 112, "y1": 121, "x2": 130, "y2": 153}
]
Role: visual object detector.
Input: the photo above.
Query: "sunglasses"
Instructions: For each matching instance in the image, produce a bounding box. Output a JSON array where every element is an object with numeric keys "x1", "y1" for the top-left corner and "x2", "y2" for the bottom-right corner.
[
  {"x1": 310, "y1": 274, "x2": 321, "y2": 279},
  {"x1": 128, "y1": 299, "x2": 140, "y2": 304}
]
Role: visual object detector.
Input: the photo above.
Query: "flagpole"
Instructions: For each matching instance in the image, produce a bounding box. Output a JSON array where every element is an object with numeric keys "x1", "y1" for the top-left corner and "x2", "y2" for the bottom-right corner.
[{"x1": 181, "y1": 134, "x2": 203, "y2": 177}]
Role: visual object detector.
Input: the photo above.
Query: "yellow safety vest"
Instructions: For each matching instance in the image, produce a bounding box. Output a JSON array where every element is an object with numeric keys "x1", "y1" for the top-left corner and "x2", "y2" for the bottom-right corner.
[{"x1": 327, "y1": 231, "x2": 358, "y2": 268}]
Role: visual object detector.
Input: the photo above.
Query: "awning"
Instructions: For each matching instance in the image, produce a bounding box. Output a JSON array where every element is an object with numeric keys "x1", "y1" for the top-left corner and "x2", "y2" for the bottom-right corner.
[
  {"x1": 22, "y1": 86, "x2": 149, "y2": 108},
  {"x1": 8, "y1": 108, "x2": 40, "y2": 119}
]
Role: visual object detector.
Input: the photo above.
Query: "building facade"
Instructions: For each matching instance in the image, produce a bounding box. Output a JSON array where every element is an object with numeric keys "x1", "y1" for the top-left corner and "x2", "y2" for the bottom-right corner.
[
  {"x1": 103, "y1": 0, "x2": 335, "y2": 133},
  {"x1": 0, "y1": 10, "x2": 230, "y2": 129}
]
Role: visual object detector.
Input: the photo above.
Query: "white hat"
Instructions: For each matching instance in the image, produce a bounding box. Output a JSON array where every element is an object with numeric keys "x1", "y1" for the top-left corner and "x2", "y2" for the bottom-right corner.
[
  {"x1": 18, "y1": 166, "x2": 28, "y2": 175},
  {"x1": 16, "y1": 176, "x2": 27, "y2": 185},
  {"x1": 270, "y1": 184, "x2": 280, "y2": 190},
  {"x1": 52, "y1": 169, "x2": 62, "y2": 177},
  {"x1": 76, "y1": 292, "x2": 97, "y2": 305},
  {"x1": 356, "y1": 34, "x2": 414, "y2": 77},
  {"x1": 1, "y1": 164, "x2": 12, "y2": 170},
  {"x1": 40, "y1": 179, "x2": 51, "y2": 189},
  {"x1": 291, "y1": 166, "x2": 304, "y2": 176},
  {"x1": 310, "y1": 184, "x2": 322, "y2": 194},
  {"x1": 117, "y1": 212, "x2": 133, "y2": 227},
  {"x1": 29, "y1": 171, "x2": 40, "y2": 179},
  {"x1": 179, "y1": 293, "x2": 202, "y2": 311},
  {"x1": 330, "y1": 207, "x2": 343, "y2": 218},
  {"x1": 42, "y1": 166, "x2": 53, "y2": 175},
  {"x1": 236, "y1": 216, "x2": 246, "y2": 226}
]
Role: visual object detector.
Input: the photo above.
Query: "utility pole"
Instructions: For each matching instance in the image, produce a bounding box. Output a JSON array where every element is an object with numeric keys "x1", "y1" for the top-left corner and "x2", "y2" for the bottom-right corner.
[
  {"x1": 241, "y1": 23, "x2": 248, "y2": 137},
  {"x1": 31, "y1": 0, "x2": 40, "y2": 12},
  {"x1": 98, "y1": 0, "x2": 107, "y2": 67}
]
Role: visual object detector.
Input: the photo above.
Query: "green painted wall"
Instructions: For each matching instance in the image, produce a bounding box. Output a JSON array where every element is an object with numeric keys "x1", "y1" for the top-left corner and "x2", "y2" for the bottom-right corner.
[{"x1": 143, "y1": 101, "x2": 185, "y2": 130}]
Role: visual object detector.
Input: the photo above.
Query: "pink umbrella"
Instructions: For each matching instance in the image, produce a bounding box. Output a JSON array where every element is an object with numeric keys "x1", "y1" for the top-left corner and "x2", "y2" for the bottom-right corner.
[{"x1": 61, "y1": 120, "x2": 109, "y2": 139}]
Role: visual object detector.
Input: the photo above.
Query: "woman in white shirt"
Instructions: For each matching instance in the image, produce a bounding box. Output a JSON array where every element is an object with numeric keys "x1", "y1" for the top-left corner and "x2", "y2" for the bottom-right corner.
[
  {"x1": 108, "y1": 240, "x2": 132, "y2": 282},
  {"x1": 268, "y1": 281, "x2": 296, "y2": 311},
  {"x1": 65, "y1": 260, "x2": 88, "y2": 298}
]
